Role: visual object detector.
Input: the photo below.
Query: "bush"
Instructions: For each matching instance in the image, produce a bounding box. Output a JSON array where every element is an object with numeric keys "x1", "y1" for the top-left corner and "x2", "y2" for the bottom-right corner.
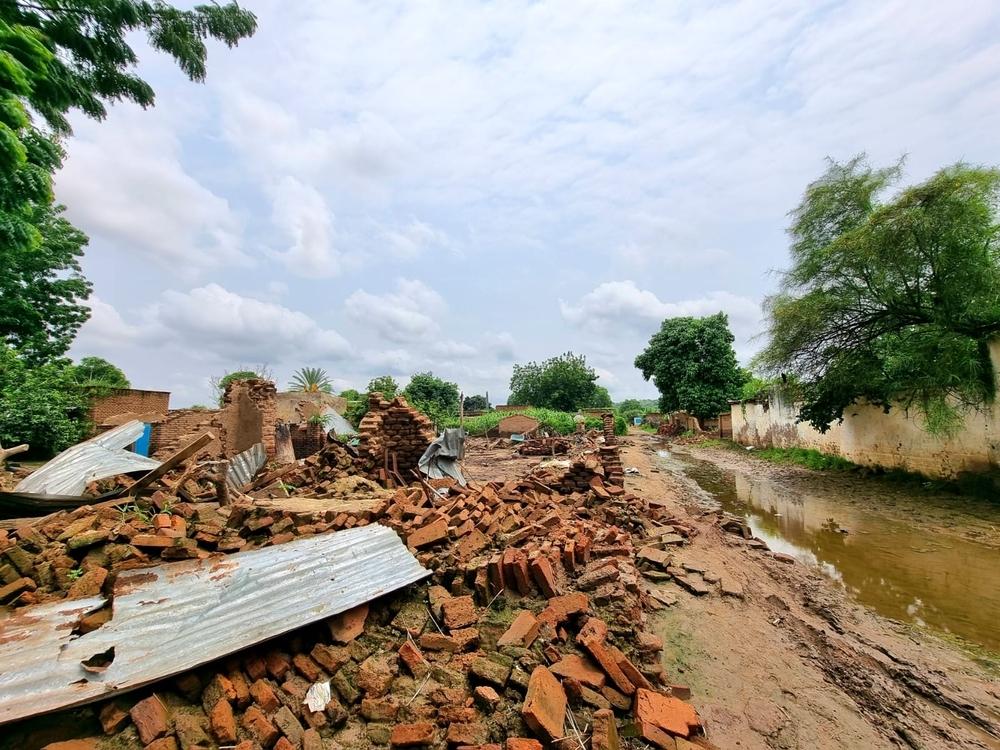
[
  {"x1": 614, "y1": 415, "x2": 628, "y2": 435},
  {"x1": 443, "y1": 408, "x2": 603, "y2": 436}
]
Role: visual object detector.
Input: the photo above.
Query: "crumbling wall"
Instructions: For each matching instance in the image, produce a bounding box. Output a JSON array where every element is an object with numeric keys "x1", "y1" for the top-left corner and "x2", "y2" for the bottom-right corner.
[
  {"x1": 291, "y1": 421, "x2": 328, "y2": 459},
  {"x1": 220, "y1": 379, "x2": 277, "y2": 458},
  {"x1": 90, "y1": 389, "x2": 170, "y2": 426},
  {"x1": 357, "y1": 393, "x2": 436, "y2": 478},
  {"x1": 150, "y1": 409, "x2": 224, "y2": 459}
]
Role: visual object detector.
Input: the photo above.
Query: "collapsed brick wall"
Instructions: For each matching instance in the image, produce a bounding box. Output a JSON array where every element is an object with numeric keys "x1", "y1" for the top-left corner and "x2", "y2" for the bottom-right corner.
[
  {"x1": 150, "y1": 409, "x2": 224, "y2": 459},
  {"x1": 221, "y1": 379, "x2": 278, "y2": 458},
  {"x1": 89, "y1": 389, "x2": 170, "y2": 426},
  {"x1": 357, "y1": 393, "x2": 436, "y2": 479},
  {"x1": 291, "y1": 421, "x2": 328, "y2": 459},
  {"x1": 602, "y1": 412, "x2": 616, "y2": 446}
]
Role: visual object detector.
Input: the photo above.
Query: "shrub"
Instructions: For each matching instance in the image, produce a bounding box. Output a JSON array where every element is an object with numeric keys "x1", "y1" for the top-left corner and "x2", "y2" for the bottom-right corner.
[{"x1": 443, "y1": 408, "x2": 603, "y2": 436}]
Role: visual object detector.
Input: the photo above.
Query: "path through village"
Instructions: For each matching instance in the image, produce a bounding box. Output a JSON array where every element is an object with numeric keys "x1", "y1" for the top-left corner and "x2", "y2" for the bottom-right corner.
[{"x1": 617, "y1": 431, "x2": 1000, "y2": 750}]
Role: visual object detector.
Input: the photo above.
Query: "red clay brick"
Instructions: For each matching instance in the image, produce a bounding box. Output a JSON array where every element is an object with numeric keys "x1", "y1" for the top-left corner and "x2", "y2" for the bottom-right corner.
[
  {"x1": 328, "y1": 602, "x2": 368, "y2": 644},
  {"x1": 634, "y1": 721, "x2": 676, "y2": 749},
  {"x1": 242, "y1": 705, "x2": 280, "y2": 748},
  {"x1": 293, "y1": 653, "x2": 325, "y2": 682},
  {"x1": 446, "y1": 722, "x2": 489, "y2": 747},
  {"x1": 521, "y1": 667, "x2": 565, "y2": 743},
  {"x1": 528, "y1": 555, "x2": 559, "y2": 598},
  {"x1": 274, "y1": 738, "x2": 296, "y2": 750},
  {"x1": 633, "y1": 688, "x2": 702, "y2": 738},
  {"x1": 496, "y1": 610, "x2": 540, "y2": 648},
  {"x1": 129, "y1": 695, "x2": 168, "y2": 745},
  {"x1": 419, "y1": 632, "x2": 461, "y2": 652},
  {"x1": 408, "y1": 517, "x2": 449, "y2": 549},
  {"x1": 536, "y1": 592, "x2": 588, "y2": 627},
  {"x1": 582, "y1": 639, "x2": 635, "y2": 696},
  {"x1": 398, "y1": 639, "x2": 426, "y2": 676},
  {"x1": 549, "y1": 653, "x2": 606, "y2": 689},
  {"x1": 209, "y1": 699, "x2": 237, "y2": 743},
  {"x1": 473, "y1": 685, "x2": 501, "y2": 711},
  {"x1": 144, "y1": 738, "x2": 178, "y2": 750},
  {"x1": 442, "y1": 595, "x2": 477, "y2": 629},
  {"x1": 390, "y1": 721, "x2": 436, "y2": 747},
  {"x1": 264, "y1": 651, "x2": 292, "y2": 680},
  {"x1": 505, "y1": 739, "x2": 543, "y2": 750},
  {"x1": 591, "y1": 708, "x2": 620, "y2": 750},
  {"x1": 249, "y1": 679, "x2": 281, "y2": 713},
  {"x1": 576, "y1": 616, "x2": 608, "y2": 644},
  {"x1": 98, "y1": 701, "x2": 129, "y2": 735}
]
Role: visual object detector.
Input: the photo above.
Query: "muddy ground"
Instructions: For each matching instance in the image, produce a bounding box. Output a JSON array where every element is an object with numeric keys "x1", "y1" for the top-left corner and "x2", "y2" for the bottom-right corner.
[{"x1": 609, "y1": 432, "x2": 1000, "y2": 750}]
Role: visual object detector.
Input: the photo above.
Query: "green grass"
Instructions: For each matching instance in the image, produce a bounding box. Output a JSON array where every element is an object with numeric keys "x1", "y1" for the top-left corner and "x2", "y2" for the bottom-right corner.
[
  {"x1": 443, "y1": 408, "x2": 605, "y2": 436},
  {"x1": 751, "y1": 446, "x2": 856, "y2": 471}
]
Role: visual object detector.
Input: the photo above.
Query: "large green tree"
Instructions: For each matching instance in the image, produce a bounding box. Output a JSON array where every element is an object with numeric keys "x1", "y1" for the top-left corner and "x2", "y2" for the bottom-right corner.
[
  {"x1": 0, "y1": 343, "x2": 90, "y2": 454},
  {"x1": 635, "y1": 313, "x2": 745, "y2": 420},
  {"x1": 0, "y1": 1, "x2": 256, "y2": 359},
  {"x1": 756, "y1": 157, "x2": 1000, "y2": 434},
  {"x1": 404, "y1": 372, "x2": 459, "y2": 424},
  {"x1": 508, "y1": 352, "x2": 608, "y2": 412}
]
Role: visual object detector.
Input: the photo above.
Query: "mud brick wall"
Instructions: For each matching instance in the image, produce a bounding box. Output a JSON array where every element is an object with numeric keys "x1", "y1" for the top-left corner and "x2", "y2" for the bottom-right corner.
[
  {"x1": 602, "y1": 412, "x2": 616, "y2": 446},
  {"x1": 89, "y1": 389, "x2": 170, "y2": 426},
  {"x1": 150, "y1": 409, "x2": 223, "y2": 458},
  {"x1": 292, "y1": 421, "x2": 328, "y2": 459},
  {"x1": 221, "y1": 379, "x2": 278, "y2": 458},
  {"x1": 357, "y1": 393, "x2": 436, "y2": 477},
  {"x1": 600, "y1": 445, "x2": 624, "y2": 487}
]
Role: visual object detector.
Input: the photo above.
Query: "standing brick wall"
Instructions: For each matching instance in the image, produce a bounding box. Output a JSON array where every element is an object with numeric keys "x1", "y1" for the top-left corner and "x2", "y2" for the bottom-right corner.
[
  {"x1": 357, "y1": 393, "x2": 436, "y2": 478},
  {"x1": 291, "y1": 422, "x2": 328, "y2": 459},
  {"x1": 89, "y1": 389, "x2": 170, "y2": 426},
  {"x1": 220, "y1": 379, "x2": 278, "y2": 458}
]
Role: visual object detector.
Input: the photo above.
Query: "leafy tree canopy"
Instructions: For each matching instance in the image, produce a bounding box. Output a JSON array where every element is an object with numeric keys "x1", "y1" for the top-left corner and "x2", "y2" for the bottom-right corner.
[
  {"x1": 755, "y1": 157, "x2": 1000, "y2": 434},
  {"x1": 0, "y1": 1, "x2": 256, "y2": 361},
  {"x1": 288, "y1": 366, "x2": 333, "y2": 393},
  {"x1": 0, "y1": 343, "x2": 89, "y2": 455},
  {"x1": 508, "y1": 352, "x2": 608, "y2": 412},
  {"x1": 404, "y1": 372, "x2": 459, "y2": 424},
  {"x1": 75, "y1": 355, "x2": 129, "y2": 396},
  {"x1": 367, "y1": 375, "x2": 399, "y2": 400},
  {"x1": 463, "y1": 394, "x2": 489, "y2": 412},
  {"x1": 635, "y1": 313, "x2": 745, "y2": 420}
]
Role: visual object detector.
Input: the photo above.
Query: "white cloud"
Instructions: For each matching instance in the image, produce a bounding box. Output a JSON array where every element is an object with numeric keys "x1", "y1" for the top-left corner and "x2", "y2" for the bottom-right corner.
[
  {"x1": 384, "y1": 219, "x2": 454, "y2": 260},
  {"x1": 72, "y1": 296, "x2": 140, "y2": 356},
  {"x1": 56, "y1": 108, "x2": 246, "y2": 275},
  {"x1": 147, "y1": 283, "x2": 351, "y2": 362},
  {"x1": 560, "y1": 281, "x2": 762, "y2": 344},
  {"x1": 270, "y1": 177, "x2": 339, "y2": 277},
  {"x1": 345, "y1": 278, "x2": 446, "y2": 342}
]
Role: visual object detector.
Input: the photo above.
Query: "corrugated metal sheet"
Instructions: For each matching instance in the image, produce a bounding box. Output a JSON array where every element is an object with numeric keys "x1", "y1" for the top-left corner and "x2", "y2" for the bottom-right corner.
[
  {"x1": 226, "y1": 442, "x2": 266, "y2": 488},
  {"x1": 0, "y1": 526, "x2": 429, "y2": 724},
  {"x1": 15, "y1": 421, "x2": 161, "y2": 496}
]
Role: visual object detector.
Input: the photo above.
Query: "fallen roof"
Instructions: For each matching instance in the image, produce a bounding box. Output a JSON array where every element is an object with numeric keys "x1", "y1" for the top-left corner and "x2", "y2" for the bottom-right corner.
[
  {"x1": 15, "y1": 421, "x2": 161, "y2": 496},
  {"x1": 0, "y1": 525, "x2": 429, "y2": 725}
]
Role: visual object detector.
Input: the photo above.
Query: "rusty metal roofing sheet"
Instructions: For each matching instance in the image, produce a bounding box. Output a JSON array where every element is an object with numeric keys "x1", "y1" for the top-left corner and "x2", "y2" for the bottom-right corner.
[
  {"x1": 15, "y1": 421, "x2": 161, "y2": 496},
  {"x1": 226, "y1": 442, "x2": 266, "y2": 488},
  {"x1": 0, "y1": 525, "x2": 429, "y2": 724}
]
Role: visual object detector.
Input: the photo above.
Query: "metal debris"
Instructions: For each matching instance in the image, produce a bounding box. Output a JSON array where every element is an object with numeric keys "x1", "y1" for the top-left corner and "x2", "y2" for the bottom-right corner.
[
  {"x1": 226, "y1": 442, "x2": 266, "y2": 489},
  {"x1": 0, "y1": 525, "x2": 429, "y2": 725},
  {"x1": 15, "y1": 421, "x2": 160, "y2": 496}
]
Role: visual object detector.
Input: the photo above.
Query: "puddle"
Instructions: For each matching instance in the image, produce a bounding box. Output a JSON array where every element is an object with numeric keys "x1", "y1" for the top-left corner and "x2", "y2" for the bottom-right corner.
[{"x1": 656, "y1": 448, "x2": 1000, "y2": 653}]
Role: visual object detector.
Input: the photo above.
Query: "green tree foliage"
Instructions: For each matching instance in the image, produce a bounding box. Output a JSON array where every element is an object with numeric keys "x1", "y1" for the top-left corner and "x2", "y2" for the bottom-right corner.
[
  {"x1": 404, "y1": 372, "x2": 459, "y2": 424},
  {"x1": 0, "y1": 1, "x2": 256, "y2": 361},
  {"x1": 635, "y1": 313, "x2": 745, "y2": 421},
  {"x1": 0, "y1": 200, "x2": 91, "y2": 361},
  {"x1": 75, "y1": 355, "x2": 129, "y2": 397},
  {"x1": 288, "y1": 367, "x2": 333, "y2": 393},
  {"x1": 0, "y1": 344, "x2": 89, "y2": 455},
  {"x1": 615, "y1": 398, "x2": 651, "y2": 423},
  {"x1": 211, "y1": 366, "x2": 269, "y2": 405},
  {"x1": 508, "y1": 352, "x2": 608, "y2": 412},
  {"x1": 463, "y1": 394, "x2": 489, "y2": 412},
  {"x1": 367, "y1": 375, "x2": 399, "y2": 400},
  {"x1": 756, "y1": 157, "x2": 1000, "y2": 434}
]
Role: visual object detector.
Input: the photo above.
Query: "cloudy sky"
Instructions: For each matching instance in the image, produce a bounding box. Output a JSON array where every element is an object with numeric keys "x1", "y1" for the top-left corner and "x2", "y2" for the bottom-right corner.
[{"x1": 61, "y1": 0, "x2": 1000, "y2": 406}]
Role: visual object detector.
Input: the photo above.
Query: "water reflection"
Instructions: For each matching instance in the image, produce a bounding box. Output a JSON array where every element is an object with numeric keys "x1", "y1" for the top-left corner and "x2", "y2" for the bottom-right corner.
[{"x1": 658, "y1": 449, "x2": 1000, "y2": 653}]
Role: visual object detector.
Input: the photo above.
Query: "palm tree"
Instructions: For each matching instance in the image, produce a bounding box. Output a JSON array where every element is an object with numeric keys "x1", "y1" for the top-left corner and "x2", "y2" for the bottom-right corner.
[{"x1": 289, "y1": 367, "x2": 333, "y2": 393}]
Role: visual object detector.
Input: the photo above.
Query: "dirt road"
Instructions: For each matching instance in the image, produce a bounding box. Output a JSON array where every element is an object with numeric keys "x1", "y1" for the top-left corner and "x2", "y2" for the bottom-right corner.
[{"x1": 619, "y1": 433, "x2": 1000, "y2": 750}]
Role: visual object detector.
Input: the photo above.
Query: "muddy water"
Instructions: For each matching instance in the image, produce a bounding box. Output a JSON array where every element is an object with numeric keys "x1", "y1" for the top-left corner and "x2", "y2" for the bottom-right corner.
[{"x1": 656, "y1": 448, "x2": 1000, "y2": 653}]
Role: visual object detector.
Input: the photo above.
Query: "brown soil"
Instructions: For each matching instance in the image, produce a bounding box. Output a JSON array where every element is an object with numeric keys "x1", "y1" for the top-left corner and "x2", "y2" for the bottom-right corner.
[{"x1": 619, "y1": 431, "x2": 1000, "y2": 750}]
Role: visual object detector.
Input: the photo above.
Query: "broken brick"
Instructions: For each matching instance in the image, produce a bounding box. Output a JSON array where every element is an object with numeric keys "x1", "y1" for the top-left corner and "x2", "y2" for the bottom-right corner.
[
  {"x1": 633, "y1": 688, "x2": 702, "y2": 738},
  {"x1": 591, "y1": 708, "x2": 621, "y2": 750},
  {"x1": 249, "y1": 679, "x2": 281, "y2": 713},
  {"x1": 209, "y1": 699, "x2": 237, "y2": 744},
  {"x1": 521, "y1": 666, "x2": 565, "y2": 743},
  {"x1": 441, "y1": 594, "x2": 477, "y2": 629},
  {"x1": 528, "y1": 555, "x2": 559, "y2": 598},
  {"x1": 390, "y1": 721, "x2": 436, "y2": 747},
  {"x1": 242, "y1": 705, "x2": 280, "y2": 748},
  {"x1": 447, "y1": 722, "x2": 489, "y2": 747},
  {"x1": 536, "y1": 592, "x2": 588, "y2": 627},
  {"x1": 328, "y1": 603, "x2": 369, "y2": 644},
  {"x1": 496, "y1": 610, "x2": 540, "y2": 648},
  {"x1": 129, "y1": 695, "x2": 169, "y2": 745},
  {"x1": 408, "y1": 517, "x2": 449, "y2": 549},
  {"x1": 549, "y1": 653, "x2": 606, "y2": 689}
]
